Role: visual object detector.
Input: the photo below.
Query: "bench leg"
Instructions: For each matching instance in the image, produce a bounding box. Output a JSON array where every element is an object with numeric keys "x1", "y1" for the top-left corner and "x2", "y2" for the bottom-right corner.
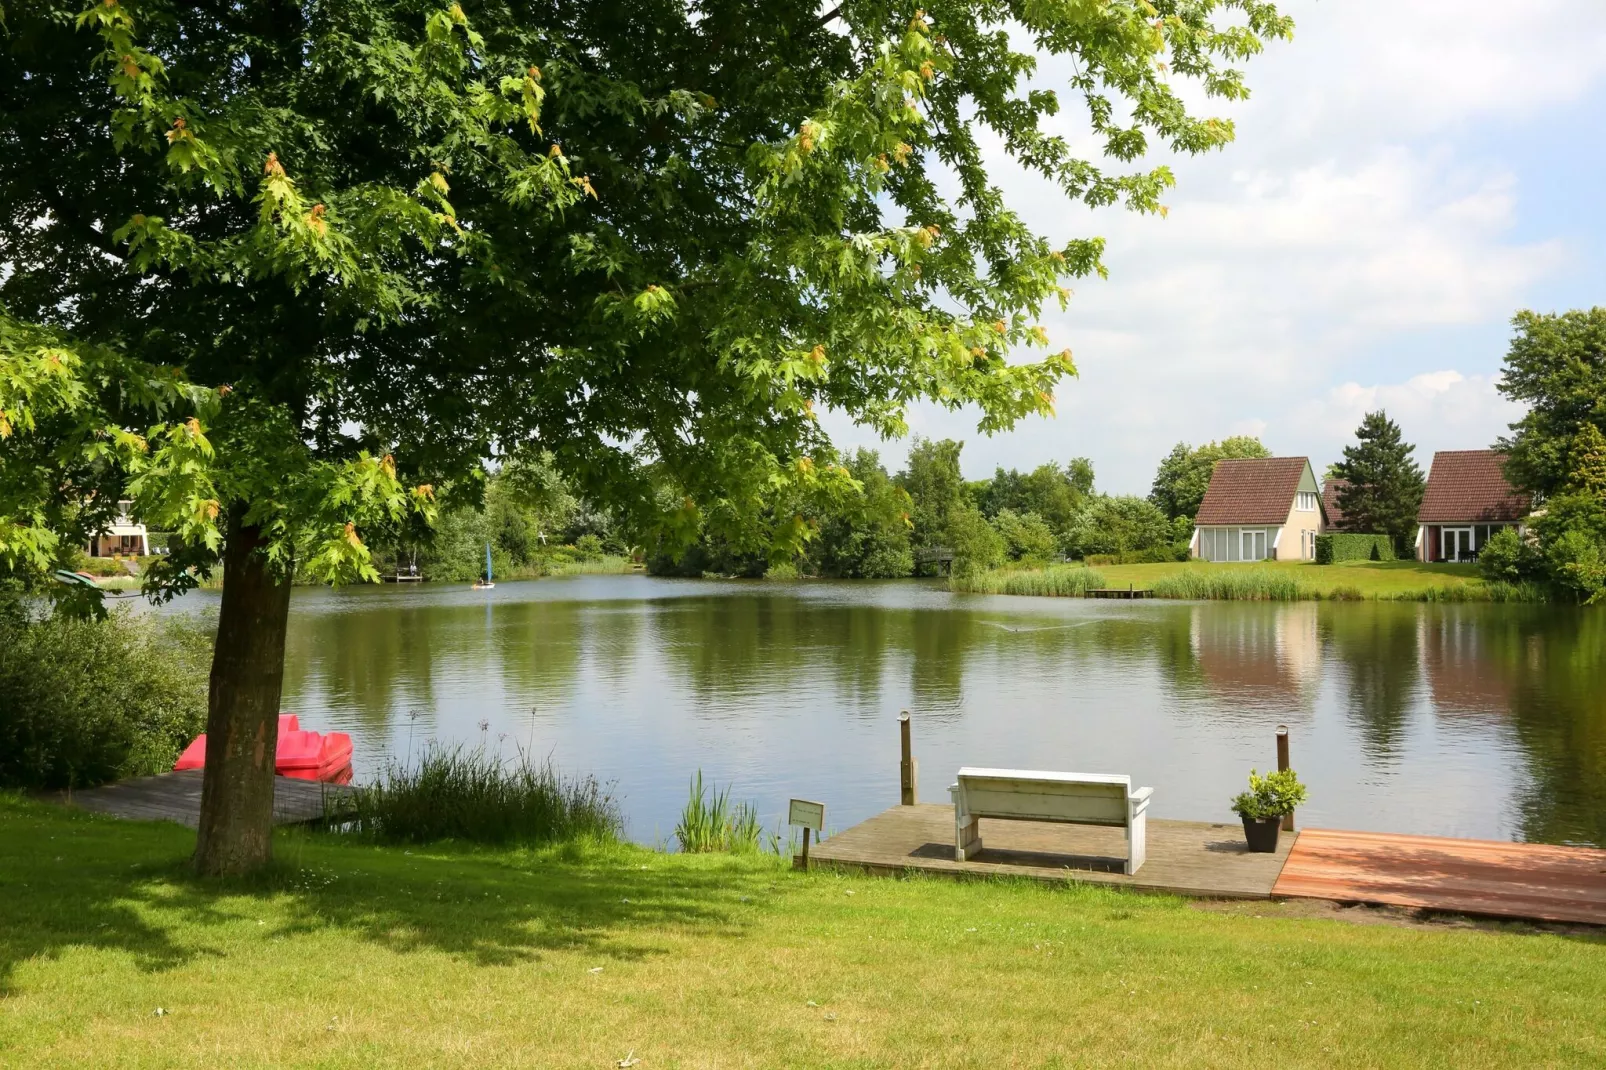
[
  {"x1": 1126, "y1": 809, "x2": 1146, "y2": 875},
  {"x1": 955, "y1": 814, "x2": 981, "y2": 862}
]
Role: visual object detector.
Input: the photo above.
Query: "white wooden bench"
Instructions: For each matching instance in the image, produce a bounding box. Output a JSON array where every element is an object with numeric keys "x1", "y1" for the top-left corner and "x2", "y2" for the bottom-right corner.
[{"x1": 949, "y1": 768, "x2": 1154, "y2": 874}]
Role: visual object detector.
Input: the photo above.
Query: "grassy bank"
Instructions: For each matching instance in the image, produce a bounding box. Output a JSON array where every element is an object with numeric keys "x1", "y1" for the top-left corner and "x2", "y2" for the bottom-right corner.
[
  {"x1": 959, "y1": 560, "x2": 1547, "y2": 602},
  {"x1": 3, "y1": 797, "x2": 1603, "y2": 1067}
]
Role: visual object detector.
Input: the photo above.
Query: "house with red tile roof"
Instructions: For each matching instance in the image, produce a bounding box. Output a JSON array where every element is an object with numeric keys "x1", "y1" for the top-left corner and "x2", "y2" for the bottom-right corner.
[
  {"x1": 1415, "y1": 450, "x2": 1531, "y2": 562},
  {"x1": 1191, "y1": 457, "x2": 1325, "y2": 562}
]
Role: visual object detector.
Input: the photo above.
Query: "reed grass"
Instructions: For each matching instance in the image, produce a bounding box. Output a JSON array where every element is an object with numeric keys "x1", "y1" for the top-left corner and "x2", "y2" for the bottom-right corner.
[
  {"x1": 949, "y1": 564, "x2": 1108, "y2": 597},
  {"x1": 1148, "y1": 568, "x2": 1309, "y2": 601},
  {"x1": 674, "y1": 770, "x2": 762, "y2": 853},
  {"x1": 333, "y1": 744, "x2": 621, "y2": 846}
]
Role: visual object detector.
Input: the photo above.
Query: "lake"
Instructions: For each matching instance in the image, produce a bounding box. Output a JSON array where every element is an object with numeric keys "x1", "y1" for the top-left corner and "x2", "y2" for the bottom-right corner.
[{"x1": 160, "y1": 576, "x2": 1606, "y2": 847}]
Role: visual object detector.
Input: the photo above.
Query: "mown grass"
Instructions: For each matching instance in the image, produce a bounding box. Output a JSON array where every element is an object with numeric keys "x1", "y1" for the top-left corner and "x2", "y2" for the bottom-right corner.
[
  {"x1": 965, "y1": 560, "x2": 1550, "y2": 602},
  {"x1": 332, "y1": 744, "x2": 621, "y2": 846},
  {"x1": 950, "y1": 564, "x2": 1107, "y2": 596},
  {"x1": 3, "y1": 796, "x2": 1604, "y2": 1068}
]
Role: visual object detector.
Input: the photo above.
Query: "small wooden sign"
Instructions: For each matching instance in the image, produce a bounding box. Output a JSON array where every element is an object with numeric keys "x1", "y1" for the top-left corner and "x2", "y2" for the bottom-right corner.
[{"x1": 788, "y1": 798, "x2": 825, "y2": 831}]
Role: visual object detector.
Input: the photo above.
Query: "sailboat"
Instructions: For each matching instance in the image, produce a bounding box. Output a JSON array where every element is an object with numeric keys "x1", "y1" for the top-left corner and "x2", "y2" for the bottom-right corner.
[{"x1": 472, "y1": 542, "x2": 495, "y2": 589}]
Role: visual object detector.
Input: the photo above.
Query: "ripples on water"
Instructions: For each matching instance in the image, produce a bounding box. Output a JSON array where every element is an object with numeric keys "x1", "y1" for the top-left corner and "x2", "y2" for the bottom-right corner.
[{"x1": 157, "y1": 576, "x2": 1606, "y2": 847}]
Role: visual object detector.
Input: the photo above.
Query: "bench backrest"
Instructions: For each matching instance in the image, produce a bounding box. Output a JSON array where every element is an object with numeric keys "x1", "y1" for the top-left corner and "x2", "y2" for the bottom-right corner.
[{"x1": 956, "y1": 768, "x2": 1132, "y2": 827}]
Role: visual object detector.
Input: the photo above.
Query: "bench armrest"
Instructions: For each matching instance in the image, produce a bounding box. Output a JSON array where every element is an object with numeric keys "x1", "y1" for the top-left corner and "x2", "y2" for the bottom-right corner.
[{"x1": 1129, "y1": 786, "x2": 1154, "y2": 813}]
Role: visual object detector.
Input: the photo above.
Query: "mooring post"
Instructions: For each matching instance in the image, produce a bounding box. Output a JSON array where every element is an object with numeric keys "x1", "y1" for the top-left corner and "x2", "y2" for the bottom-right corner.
[
  {"x1": 899, "y1": 710, "x2": 918, "y2": 806},
  {"x1": 1276, "y1": 724, "x2": 1293, "y2": 831}
]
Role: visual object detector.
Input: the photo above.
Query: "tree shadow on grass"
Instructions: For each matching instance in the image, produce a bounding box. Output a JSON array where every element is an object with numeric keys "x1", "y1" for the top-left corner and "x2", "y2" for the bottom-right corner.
[{"x1": 0, "y1": 800, "x2": 779, "y2": 994}]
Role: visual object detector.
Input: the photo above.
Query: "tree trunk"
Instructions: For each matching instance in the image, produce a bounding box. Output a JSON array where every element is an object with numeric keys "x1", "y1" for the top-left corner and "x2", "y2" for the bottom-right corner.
[{"x1": 193, "y1": 507, "x2": 293, "y2": 876}]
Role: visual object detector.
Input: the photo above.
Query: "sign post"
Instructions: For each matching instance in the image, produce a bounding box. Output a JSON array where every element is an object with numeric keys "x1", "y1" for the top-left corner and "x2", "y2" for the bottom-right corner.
[{"x1": 788, "y1": 798, "x2": 825, "y2": 871}]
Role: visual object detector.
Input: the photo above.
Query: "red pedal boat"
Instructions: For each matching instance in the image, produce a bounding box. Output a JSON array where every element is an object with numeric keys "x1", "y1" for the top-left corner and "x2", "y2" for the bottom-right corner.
[{"x1": 173, "y1": 713, "x2": 353, "y2": 783}]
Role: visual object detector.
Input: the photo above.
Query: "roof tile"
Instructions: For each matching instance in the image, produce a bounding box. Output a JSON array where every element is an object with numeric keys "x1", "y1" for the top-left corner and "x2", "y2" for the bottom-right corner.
[
  {"x1": 1195, "y1": 457, "x2": 1310, "y2": 526},
  {"x1": 1417, "y1": 450, "x2": 1530, "y2": 523}
]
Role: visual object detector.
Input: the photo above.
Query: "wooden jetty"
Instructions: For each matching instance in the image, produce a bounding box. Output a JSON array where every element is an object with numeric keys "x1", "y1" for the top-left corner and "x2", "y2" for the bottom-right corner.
[
  {"x1": 810, "y1": 804, "x2": 1606, "y2": 925},
  {"x1": 1088, "y1": 585, "x2": 1153, "y2": 599},
  {"x1": 809, "y1": 804, "x2": 1293, "y2": 899},
  {"x1": 62, "y1": 770, "x2": 352, "y2": 829},
  {"x1": 1274, "y1": 827, "x2": 1606, "y2": 926}
]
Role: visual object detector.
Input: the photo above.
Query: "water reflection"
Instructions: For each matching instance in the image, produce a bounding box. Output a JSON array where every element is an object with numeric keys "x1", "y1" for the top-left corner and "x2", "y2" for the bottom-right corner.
[{"x1": 168, "y1": 578, "x2": 1604, "y2": 847}]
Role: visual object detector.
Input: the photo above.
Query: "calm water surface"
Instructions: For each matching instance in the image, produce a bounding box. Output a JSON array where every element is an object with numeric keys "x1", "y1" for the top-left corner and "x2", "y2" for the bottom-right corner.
[{"x1": 163, "y1": 576, "x2": 1606, "y2": 847}]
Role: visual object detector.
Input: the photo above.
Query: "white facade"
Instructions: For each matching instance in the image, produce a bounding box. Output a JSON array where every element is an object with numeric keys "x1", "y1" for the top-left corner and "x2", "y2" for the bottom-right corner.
[{"x1": 86, "y1": 500, "x2": 149, "y2": 557}]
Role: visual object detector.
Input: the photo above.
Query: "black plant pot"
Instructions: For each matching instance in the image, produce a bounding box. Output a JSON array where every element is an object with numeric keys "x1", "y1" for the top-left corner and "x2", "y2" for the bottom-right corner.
[{"x1": 1241, "y1": 815, "x2": 1282, "y2": 853}]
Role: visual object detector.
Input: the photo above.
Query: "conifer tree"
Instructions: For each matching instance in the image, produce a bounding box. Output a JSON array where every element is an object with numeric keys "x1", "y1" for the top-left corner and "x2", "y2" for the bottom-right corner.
[{"x1": 1332, "y1": 411, "x2": 1425, "y2": 552}]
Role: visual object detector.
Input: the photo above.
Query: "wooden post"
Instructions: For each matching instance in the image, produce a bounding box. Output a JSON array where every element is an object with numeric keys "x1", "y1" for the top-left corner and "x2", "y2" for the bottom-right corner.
[
  {"x1": 899, "y1": 711, "x2": 918, "y2": 806},
  {"x1": 800, "y1": 827, "x2": 811, "y2": 871},
  {"x1": 1276, "y1": 725, "x2": 1293, "y2": 832}
]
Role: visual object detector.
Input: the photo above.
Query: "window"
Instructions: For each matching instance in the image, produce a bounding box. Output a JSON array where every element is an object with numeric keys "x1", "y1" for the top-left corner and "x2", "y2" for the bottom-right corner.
[{"x1": 1296, "y1": 491, "x2": 1318, "y2": 512}]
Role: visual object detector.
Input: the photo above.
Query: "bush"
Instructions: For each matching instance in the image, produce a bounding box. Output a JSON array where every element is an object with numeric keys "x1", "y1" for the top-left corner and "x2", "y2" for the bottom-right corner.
[
  {"x1": 949, "y1": 565, "x2": 1108, "y2": 597},
  {"x1": 0, "y1": 604, "x2": 212, "y2": 790},
  {"x1": 1150, "y1": 569, "x2": 1306, "y2": 601},
  {"x1": 992, "y1": 509, "x2": 1058, "y2": 564},
  {"x1": 1314, "y1": 533, "x2": 1395, "y2": 564},
  {"x1": 1230, "y1": 768, "x2": 1308, "y2": 820},
  {"x1": 336, "y1": 744, "x2": 621, "y2": 845},
  {"x1": 1478, "y1": 528, "x2": 1539, "y2": 584},
  {"x1": 574, "y1": 533, "x2": 605, "y2": 561}
]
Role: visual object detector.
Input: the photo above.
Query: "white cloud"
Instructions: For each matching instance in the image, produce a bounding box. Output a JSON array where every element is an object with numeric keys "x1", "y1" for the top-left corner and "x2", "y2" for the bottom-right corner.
[{"x1": 828, "y1": 0, "x2": 1606, "y2": 490}]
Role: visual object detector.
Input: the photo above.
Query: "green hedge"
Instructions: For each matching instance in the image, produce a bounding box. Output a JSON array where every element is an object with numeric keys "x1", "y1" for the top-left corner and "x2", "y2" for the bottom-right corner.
[{"x1": 1314, "y1": 533, "x2": 1395, "y2": 564}]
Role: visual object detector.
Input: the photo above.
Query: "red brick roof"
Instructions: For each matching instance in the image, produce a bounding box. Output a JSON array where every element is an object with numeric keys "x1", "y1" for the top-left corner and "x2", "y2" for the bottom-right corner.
[
  {"x1": 1417, "y1": 450, "x2": 1531, "y2": 524},
  {"x1": 1321, "y1": 478, "x2": 1350, "y2": 530},
  {"x1": 1194, "y1": 457, "x2": 1310, "y2": 525}
]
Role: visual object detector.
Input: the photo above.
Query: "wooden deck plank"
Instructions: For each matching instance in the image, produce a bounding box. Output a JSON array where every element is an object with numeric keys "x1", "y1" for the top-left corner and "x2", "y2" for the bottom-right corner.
[
  {"x1": 1273, "y1": 827, "x2": 1606, "y2": 925},
  {"x1": 61, "y1": 770, "x2": 352, "y2": 829},
  {"x1": 808, "y1": 803, "x2": 1292, "y2": 899}
]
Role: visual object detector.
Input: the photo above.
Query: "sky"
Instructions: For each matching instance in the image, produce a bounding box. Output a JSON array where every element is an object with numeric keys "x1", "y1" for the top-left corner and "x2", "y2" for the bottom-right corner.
[{"x1": 825, "y1": 0, "x2": 1606, "y2": 494}]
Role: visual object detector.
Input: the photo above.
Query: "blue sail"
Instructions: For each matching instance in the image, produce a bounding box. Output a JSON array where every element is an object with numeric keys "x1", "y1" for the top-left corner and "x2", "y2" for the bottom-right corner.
[{"x1": 484, "y1": 542, "x2": 494, "y2": 582}]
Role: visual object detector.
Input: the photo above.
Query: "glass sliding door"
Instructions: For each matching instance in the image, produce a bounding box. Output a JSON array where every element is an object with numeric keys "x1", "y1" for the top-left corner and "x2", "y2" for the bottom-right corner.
[
  {"x1": 1442, "y1": 527, "x2": 1473, "y2": 562},
  {"x1": 1240, "y1": 529, "x2": 1266, "y2": 562}
]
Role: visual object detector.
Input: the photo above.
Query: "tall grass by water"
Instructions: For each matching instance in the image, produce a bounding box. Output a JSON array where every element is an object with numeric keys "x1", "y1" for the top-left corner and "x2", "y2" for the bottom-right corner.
[
  {"x1": 674, "y1": 771, "x2": 762, "y2": 853},
  {"x1": 949, "y1": 565, "x2": 1108, "y2": 597},
  {"x1": 1148, "y1": 568, "x2": 1308, "y2": 601},
  {"x1": 334, "y1": 744, "x2": 621, "y2": 845}
]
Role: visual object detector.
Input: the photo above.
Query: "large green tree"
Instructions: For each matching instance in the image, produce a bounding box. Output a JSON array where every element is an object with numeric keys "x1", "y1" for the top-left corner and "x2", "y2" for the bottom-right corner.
[
  {"x1": 1496, "y1": 309, "x2": 1606, "y2": 601},
  {"x1": 1148, "y1": 435, "x2": 1270, "y2": 520},
  {"x1": 1, "y1": 0, "x2": 1290, "y2": 872},
  {"x1": 1331, "y1": 410, "x2": 1424, "y2": 552}
]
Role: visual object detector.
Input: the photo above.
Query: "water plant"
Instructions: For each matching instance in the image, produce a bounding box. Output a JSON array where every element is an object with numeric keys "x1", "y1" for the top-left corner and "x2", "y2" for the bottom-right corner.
[
  {"x1": 674, "y1": 771, "x2": 762, "y2": 853},
  {"x1": 334, "y1": 744, "x2": 621, "y2": 846}
]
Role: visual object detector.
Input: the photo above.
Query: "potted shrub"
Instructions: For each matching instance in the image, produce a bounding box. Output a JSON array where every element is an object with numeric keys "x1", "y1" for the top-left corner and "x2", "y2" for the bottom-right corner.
[{"x1": 1231, "y1": 768, "x2": 1308, "y2": 852}]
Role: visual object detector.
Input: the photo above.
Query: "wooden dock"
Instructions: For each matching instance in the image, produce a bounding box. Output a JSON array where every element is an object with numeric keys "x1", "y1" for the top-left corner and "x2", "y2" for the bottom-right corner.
[
  {"x1": 813, "y1": 805, "x2": 1606, "y2": 924},
  {"x1": 1088, "y1": 586, "x2": 1153, "y2": 599},
  {"x1": 1273, "y1": 827, "x2": 1606, "y2": 926},
  {"x1": 62, "y1": 770, "x2": 353, "y2": 829},
  {"x1": 809, "y1": 804, "x2": 1293, "y2": 898}
]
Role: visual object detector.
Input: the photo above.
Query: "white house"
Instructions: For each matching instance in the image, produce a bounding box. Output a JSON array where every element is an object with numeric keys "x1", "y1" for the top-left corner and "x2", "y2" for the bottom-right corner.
[
  {"x1": 1191, "y1": 457, "x2": 1325, "y2": 562},
  {"x1": 86, "y1": 500, "x2": 150, "y2": 558}
]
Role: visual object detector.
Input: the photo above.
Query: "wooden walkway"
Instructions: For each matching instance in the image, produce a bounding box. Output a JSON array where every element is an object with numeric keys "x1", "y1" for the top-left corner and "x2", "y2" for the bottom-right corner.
[
  {"x1": 809, "y1": 804, "x2": 1294, "y2": 898},
  {"x1": 62, "y1": 770, "x2": 352, "y2": 829},
  {"x1": 817, "y1": 805, "x2": 1606, "y2": 925},
  {"x1": 1273, "y1": 827, "x2": 1606, "y2": 926}
]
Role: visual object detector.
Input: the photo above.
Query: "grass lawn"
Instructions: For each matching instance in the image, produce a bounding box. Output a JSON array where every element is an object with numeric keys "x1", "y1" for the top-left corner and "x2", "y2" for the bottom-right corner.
[
  {"x1": 1095, "y1": 559, "x2": 1488, "y2": 599},
  {"x1": 4, "y1": 798, "x2": 1604, "y2": 1067}
]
